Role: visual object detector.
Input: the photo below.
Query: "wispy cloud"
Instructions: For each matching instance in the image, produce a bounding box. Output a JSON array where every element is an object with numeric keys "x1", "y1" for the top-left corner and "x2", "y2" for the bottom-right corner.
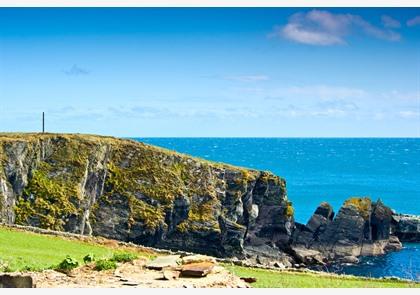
[
  {"x1": 398, "y1": 111, "x2": 420, "y2": 119},
  {"x1": 407, "y1": 16, "x2": 420, "y2": 27},
  {"x1": 315, "y1": 100, "x2": 359, "y2": 111},
  {"x1": 201, "y1": 74, "x2": 269, "y2": 83},
  {"x1": 381, "y1": 15, "x2": 401, "y2": 28},
  {"x1": 224, "y1": 75, "x2": 269, "y2": 82},
  {"x1": 64, "y1": 64, "x2": 90, "y2": 76},
  {"x1": 380, "y1": 90, "x2": 420, "y2": 101},
  {"x1": 285, "y1": 85, "x2": 367, "y2": 100},
  {"x1": 273, "y1": 10, "x2": 401, "y2": 46}
]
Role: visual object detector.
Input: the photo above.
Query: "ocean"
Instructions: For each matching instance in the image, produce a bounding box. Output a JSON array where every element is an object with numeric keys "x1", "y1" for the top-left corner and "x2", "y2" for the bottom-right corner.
[{"x1": 133, "y1": 138, "x2": 419, "y2": 281}]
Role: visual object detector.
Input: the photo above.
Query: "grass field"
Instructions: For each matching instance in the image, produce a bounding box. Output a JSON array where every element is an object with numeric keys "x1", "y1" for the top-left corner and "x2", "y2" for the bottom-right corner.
[
  {"x1": 0, "y1": 226, "x2": 418, "y2": 288},
  {"x1": 224, "y1": 264, "x2": 419, "y2": 288},
  {"x1": 0, "y1": 227, "x2": 153, "y2": 272}
]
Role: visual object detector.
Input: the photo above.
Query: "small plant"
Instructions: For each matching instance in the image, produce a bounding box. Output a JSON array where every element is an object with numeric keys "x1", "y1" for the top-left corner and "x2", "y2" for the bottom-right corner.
[
  {"x1": 0, "y1": 260, "x2": 12, "y2": 273},
  {"x1": 111, "y1": 252, "x2": 138, "y2": 263},
  {"x1": 22, "y1": 265, "x2": 42, "y2": 272},
  {"x1": 56, "y1": 256, "x2": 79, "y2": 272},
  {"x1": 94, "y1": 259, "x2": 117, "y2": 271},
  {"x1": 83, "y1": 253, "x2": 96, "y2": 264}
]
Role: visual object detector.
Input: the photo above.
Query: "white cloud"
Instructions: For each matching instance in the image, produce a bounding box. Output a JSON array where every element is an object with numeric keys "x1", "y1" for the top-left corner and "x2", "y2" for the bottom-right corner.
[
  {"x1": 381, "y1": 90, "x2": 420, "y2": 101},
  {"x1": 281, "y1": 23, "x2": 345, "y2": 45},
  {"x1": 407, "y1": 16, "x2": 420, "y2": 27},
  {"x1": 224, "y1": 75, "x2": 269, "y2": 82},
  {"x1": 381, "y1": 15, "x2": 401, "y2": 28},
  {"x1": 311, "y1": 108, "x2": 347, "y2": 117},
  {"x1": 274, "y1": 10, "x2": 401, "y2": 46},
  {"x1": 398, "y1": 111, "x2": 420, "y2": 119}
]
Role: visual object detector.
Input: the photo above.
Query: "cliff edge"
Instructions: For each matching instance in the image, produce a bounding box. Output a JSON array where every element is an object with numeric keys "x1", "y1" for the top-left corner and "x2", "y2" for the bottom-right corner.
[{"x1": 0, "y1": 133, "x2": 293, "y2": 259}]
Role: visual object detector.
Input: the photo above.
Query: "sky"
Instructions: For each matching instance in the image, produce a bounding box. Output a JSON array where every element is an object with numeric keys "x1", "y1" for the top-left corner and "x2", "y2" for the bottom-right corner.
[{"x1": 0, "y1": 8, "x2": 419, "y2": 137}]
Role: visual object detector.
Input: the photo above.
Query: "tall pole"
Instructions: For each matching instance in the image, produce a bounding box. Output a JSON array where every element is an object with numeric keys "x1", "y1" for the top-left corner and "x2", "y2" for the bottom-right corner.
[{"x1": 42, "y1": 112, "x2": 45, "y2": 133}]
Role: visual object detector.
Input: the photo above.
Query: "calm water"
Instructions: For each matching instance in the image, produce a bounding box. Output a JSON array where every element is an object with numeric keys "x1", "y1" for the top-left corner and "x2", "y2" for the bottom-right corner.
[{"x1": 133, "y1": 138, "x2": 420, "y2": 280}]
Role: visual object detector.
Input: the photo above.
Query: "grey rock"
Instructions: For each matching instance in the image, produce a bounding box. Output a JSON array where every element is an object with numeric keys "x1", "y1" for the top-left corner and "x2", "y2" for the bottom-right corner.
[
  {"x1": 371, "y1": 199, "x2": 393, "y2": 240},
  {"x1": 384, "y1": 235, "x2": 403, "y2": 251},
  {"x1": 290, "y1": 246, "x2": 325, "y2": 265},
  {"x1": 340, "y1": 256, "x2": 359, "y2": 264},
  {"x1": 0, "y1": 274, "x2": 34, "y2": 288},
  {"x1": 392, "y1": 214, "x2": 420, "y2": 242}
]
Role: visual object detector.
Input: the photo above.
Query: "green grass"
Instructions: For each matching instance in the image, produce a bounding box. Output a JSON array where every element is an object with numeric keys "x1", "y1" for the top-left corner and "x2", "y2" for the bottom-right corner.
[
  {"x1": 1, "y1": 226, "x2": 418, "y2": 288},
  {"x1": 0, "y1": 227, "x2": 149, "y2": 272},
  {"x1": 224, "y1": 265, "x2": 419, "y2": 288}
]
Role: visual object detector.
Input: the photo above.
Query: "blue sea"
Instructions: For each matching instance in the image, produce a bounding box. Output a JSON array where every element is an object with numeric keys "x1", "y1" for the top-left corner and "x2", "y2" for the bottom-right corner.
[{"x1": 134, "y1": 138, "x2": 420, "y2": 281}]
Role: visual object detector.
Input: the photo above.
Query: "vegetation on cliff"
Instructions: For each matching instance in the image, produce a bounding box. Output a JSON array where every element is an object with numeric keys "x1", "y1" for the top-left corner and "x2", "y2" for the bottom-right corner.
[{"x1": 344, "y1": 197, "x2": 372, "y2": 219}]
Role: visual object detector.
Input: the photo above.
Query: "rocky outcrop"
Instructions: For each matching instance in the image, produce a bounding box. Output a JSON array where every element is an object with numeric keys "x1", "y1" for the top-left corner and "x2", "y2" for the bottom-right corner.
[
  {"x1": 0, "y1": 133, "x2": 293, "y2": 259},
  {"x1": 292, "y1": 202, "x2": 334, "y2": 248},
  {"x1": 392, "y1": 214, "x2": 420, "y2": 242},
  {"x1": 292, "y1": 198, "x2": 403, "y2": 264}
]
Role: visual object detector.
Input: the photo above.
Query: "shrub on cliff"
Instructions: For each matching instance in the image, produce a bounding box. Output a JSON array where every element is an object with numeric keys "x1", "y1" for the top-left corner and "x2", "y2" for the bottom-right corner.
[
  {"x1": 111, "y1": 252, "x2": 138, "y2": 263},
  {"x1": 83, "y1": 253, "x2": 96, "y2": 264},
  {"x1": 94, "y1": 259, "x2": 117, "y2": 271},
  {"x1": 56, "y1": 256, "x2": 79, "y2": 272}
]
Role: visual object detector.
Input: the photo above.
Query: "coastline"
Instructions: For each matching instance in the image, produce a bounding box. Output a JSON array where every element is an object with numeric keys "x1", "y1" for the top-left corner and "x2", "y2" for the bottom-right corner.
[{"x1": 0, "y1": 134, "x2": 418, "y2": 282}]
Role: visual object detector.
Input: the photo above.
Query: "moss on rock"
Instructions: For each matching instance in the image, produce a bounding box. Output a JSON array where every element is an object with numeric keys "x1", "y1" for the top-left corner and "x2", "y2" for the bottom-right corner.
[
  {"x1": 344, "y1": 197, "x2": 372, "y2": 219},
  {"x1": 15, "y1": 169, "x2": 79, "y2": 230}
]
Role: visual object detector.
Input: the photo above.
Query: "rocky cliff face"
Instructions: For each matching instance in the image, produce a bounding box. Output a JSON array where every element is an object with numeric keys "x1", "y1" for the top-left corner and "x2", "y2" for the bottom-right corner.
[
  {"x1": 292, "y1": 198, "x2": 403, "y2": 264},
  {"x1": 0, "y1": 133, "x2": 293, "y2": 258},
  {"x1": 392, "y1": 214, "x2": 420, "y2": 242}
]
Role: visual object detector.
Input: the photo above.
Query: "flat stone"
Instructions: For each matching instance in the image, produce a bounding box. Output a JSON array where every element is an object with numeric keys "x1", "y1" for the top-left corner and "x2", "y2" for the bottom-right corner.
[
  {"x1": 0, "y1": 274, "x2": 34, "y2": 288},
  {"x1": 181, "y1": 255, "x2": 216, "y2": 265},
  {"x1": 180, "y1": 262, "x2": 215, "y2": 278},
  {"x1": 146, "y1": 255, "x2": 181, "y2": 270}
]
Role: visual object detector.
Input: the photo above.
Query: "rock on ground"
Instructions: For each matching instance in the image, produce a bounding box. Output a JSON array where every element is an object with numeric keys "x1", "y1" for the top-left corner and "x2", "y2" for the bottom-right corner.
[{"x1": 25, "y1": 257, "x2": 248, "y2": 288}]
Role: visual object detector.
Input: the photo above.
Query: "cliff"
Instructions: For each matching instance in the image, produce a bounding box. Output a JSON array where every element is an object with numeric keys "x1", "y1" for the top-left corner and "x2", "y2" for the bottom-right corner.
[{"x1": 0, "y1": 133, "x2": 293, "y2": 258}]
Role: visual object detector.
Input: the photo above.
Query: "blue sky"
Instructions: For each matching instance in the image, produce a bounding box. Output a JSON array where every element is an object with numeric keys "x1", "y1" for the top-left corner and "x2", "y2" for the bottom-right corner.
[{"x1": 0, "y1": 8, "x2": 419, "y2": 137}]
